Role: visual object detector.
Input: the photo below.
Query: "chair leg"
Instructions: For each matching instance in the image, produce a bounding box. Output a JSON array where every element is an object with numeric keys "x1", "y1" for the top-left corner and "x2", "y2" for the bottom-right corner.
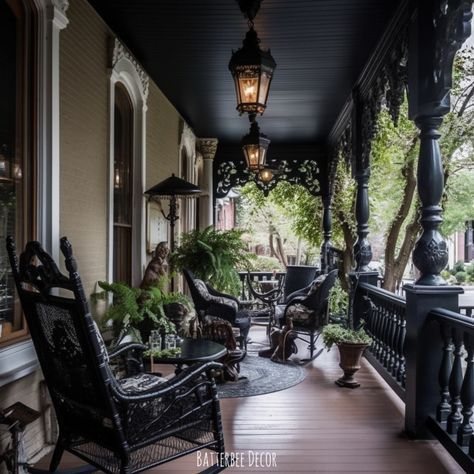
[
  {"x1": 49, "y1": 440, "x2": 64, "y2": 472},
  {"x1": 310, "y1": 332, "x2": 314, "y2": 359}
]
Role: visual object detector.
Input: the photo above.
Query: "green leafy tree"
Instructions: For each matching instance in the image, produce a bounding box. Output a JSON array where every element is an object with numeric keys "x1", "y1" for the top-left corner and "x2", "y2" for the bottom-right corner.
[
  {"x1": 237, "y1": 181, "x2": 321, "y2": 267},
  {"x1": 333, "y1": 46, "x2": 474, "y2": 291}
]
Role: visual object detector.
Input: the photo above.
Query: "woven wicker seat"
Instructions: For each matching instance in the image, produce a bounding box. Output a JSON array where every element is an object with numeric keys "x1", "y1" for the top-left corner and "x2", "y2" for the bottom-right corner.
[{"x1": 6, "y1": 237, "x2": 225, "y2": 474}]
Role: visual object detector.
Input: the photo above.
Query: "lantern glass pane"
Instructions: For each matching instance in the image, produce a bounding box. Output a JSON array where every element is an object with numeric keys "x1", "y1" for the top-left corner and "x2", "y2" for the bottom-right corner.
[
  {"x1": 244, "y1": 144, "x2": 261, "y2": 171},
  {"x1": 259, "y1": 145, "x2": 267, "y2": 166},
  {"x1": 258, "y1": 71, "x2": 270, "y2": 107},
  {"x1": 239, "y1": 76, "x2": 258, "y2": 105}
]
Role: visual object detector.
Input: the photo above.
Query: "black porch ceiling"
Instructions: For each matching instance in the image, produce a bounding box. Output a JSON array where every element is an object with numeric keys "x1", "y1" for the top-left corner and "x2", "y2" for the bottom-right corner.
[{"x1": 88, "y1": 0, "x2": 397, "y2": 150}]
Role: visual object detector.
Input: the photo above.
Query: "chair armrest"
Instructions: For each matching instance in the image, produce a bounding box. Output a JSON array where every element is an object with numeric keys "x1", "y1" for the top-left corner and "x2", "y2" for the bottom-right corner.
[
  {"x1": 207, "y1": 302, "x2": 237, "y2": 323},
  {"x1": 112, "y1": 361, "x2": 223, "y2": 401},
  {"x1": 206, "y1": 285, "x2": 240, "y2": 305},
  {"x1": 108, "y1": 342, "x2": 148, "y2": 360}
]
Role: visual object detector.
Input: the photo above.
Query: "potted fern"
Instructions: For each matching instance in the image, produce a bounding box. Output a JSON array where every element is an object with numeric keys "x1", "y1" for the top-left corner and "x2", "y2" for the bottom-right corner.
[
  {"x1": 322, "y1": 323, "x2": 372, "y2": 389},
  {"x1": 97, "y1": 277, "x2": 193, "y2": 343},
  {"x1": 171, "y1": 226, "x2": 252, "y2": 295}
]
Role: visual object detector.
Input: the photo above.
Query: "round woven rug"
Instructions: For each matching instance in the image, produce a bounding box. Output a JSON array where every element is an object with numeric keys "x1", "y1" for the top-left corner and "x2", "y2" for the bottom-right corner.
[{"x1": 217, "y1": 354, "x2": 307, "y2": 398}]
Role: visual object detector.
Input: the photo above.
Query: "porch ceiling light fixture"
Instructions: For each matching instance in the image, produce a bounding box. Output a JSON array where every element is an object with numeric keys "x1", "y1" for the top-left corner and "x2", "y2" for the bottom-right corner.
[
  {"x1": 258, "y1": 166, "x2": 275, "y2": 183},
  {"x1": 229, "y1": 0, "x2": 276, "y2": 119},
  {"x1": 144, "y1": 174, "x2": 202, "y2": 251},
  {"x1": 241, "y1": 120, "x2": 270, "y2": 172}
]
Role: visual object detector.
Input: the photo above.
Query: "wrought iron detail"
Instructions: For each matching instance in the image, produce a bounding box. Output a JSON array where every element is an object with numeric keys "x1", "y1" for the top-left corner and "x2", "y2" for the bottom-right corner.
[{"x1": 215, "y1": 159, "x2": 321, "y2": 198}]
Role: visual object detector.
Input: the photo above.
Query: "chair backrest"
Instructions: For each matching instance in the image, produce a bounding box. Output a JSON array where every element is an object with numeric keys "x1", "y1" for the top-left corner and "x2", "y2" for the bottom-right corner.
[
  {"x1": 6, "y1": 236, "x2": 121, "y2": 445},
  {"x1": 183, "y1": 268, "x2": 209, "y2": 313},
  {"x1": 300, "y1": 269, "x2": 338, "y2": 319},
  {"x1": 283, "y1": 265, "x2": 319, "y2": 301}
]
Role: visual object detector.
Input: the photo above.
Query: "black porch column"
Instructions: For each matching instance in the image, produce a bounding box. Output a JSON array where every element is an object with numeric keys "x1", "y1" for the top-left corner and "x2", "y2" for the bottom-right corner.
[
  {"x1": 408, "y1": 0, "x2": 472, "y2": 285},
  {"x1": 353, "y1": 168, "x2": 372, "y2": 272},
  {"x1": 411, "y1": 116, "x2": 447, "y2": 285},
  {"x1": 320, "y1": 194, "x2": 333, "y2": 273},
  {"x1": 403, "y1": 0, "x2": 472, "y2": 438}
]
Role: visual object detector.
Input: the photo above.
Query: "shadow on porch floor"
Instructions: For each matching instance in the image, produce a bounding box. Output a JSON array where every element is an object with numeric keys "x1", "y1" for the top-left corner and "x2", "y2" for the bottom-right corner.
[{"x1": 36, "y1": 327, "x2": 463, "y2": 473}]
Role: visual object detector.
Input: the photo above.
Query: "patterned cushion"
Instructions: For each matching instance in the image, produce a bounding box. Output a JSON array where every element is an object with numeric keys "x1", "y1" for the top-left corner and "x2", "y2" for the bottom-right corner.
[
  {"x1": 286, "y1": 303, "x2": 313, "y2": 322},
  {"x1": 118, "y1": 373, "x2": 167, "y2": 393},
  {"x1": 194, "y1": 279, "x2": 238, "y2": 311},
  {"x1": 308, "y1": 275, "x2": 326, "y2": 296}
]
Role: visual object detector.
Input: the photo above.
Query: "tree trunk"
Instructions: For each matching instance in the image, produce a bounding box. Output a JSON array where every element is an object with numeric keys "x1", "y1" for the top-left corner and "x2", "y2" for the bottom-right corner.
[
  {"x1": 383, "y1": 139, "x2": 418, "y2": 292},
  {"x1": 337, "y1": 209, "x2": 356, "y2": 291}
]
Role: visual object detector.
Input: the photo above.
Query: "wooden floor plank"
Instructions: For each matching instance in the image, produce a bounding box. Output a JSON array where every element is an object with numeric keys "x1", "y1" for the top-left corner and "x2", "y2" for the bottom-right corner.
[{"x1": 35, "y1": 327, "x2": 464, "y2": 473}]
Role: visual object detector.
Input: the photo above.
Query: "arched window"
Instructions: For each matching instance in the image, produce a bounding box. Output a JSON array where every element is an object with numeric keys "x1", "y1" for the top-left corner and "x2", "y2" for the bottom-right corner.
[
  {"x1": 0, "y1": 0, "x2": 36, "y2": 345},
  {"x1": 113, "y1": 83, "x2": 134, "y2": 284}
]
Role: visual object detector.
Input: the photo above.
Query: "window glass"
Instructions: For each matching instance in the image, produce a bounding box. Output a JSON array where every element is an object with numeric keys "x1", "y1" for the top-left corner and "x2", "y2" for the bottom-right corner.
[
  {"x1": 113, "y1": 83, "x2": 133, "y2": 284},
  {"x1": 0, "y1": 0, "x2": 35, "y2": 346}
]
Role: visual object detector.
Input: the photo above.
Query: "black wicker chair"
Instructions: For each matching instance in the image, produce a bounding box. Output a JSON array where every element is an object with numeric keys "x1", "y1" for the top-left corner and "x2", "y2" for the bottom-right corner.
[
  {"x1": 183, "y1": 268, "x2": 250, "y2": 348},
  {"x1": 6, "y1": 237, "x2": 226, "y2": 474},
  {"x1": 275, "y1": 269, "x2": 338, "y2": 361}
]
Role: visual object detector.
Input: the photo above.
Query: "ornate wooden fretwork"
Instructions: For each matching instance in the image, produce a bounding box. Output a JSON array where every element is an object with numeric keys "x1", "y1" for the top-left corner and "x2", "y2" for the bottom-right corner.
[{"x1": 215, "y1": 159, "x2": 321, "y2": 198}]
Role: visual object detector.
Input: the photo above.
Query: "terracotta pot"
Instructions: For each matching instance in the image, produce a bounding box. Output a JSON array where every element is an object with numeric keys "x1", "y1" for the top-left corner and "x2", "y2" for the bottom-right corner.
[{"x1": 335, "y1": 342, "x2": 369, "y2": 388}]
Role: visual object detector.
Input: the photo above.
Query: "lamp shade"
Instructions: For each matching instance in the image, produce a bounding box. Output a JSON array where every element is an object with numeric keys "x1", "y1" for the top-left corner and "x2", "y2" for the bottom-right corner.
[
  {"x1": 241, "y1": 121, "x2": 270, "y2": 172},
  {"x1": 229, "y1": 27, "x2": 276, "y2": 116},
  {"x1": 144, "y1": 174, "x2": 202, "y2": 199}
]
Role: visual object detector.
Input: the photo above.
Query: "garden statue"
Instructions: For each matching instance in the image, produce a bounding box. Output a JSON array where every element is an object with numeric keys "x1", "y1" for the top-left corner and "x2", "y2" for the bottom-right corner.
[{"x1": 140, "y1": 241, "x2": 169, "y2": 289}]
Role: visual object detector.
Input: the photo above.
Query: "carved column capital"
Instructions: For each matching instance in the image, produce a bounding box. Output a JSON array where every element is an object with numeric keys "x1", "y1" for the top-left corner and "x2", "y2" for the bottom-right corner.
[
  {"x1": 197, "y1": 138, "x2": 219, "y2": 161},
  {"x1": 51, "y1": 0, "x2": 69, "y2": 14}
]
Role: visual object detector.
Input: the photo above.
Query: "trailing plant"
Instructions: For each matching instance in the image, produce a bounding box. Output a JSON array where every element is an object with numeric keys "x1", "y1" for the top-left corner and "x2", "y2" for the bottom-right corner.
[
  {"x1": 322, "y1": 324, "x2": 372, "y2": 351},
  {"x1": 171, "y1": 226, "x2": 252, "y2": 295},
  {"x1": 328, "y1": 279, "x2": 349, "y2": 317}
]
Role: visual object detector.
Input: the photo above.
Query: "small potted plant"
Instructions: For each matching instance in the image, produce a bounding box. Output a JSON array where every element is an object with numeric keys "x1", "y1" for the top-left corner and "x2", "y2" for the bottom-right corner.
[{"x1": 322, "y1": 323, "x2": 372, "y2": 388}]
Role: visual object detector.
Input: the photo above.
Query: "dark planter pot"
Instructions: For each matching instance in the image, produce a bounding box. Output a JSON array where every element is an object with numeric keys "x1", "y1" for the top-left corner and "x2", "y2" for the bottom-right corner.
[{"x1": 335, "y1": 342, "x2": 369, "y2": 389}]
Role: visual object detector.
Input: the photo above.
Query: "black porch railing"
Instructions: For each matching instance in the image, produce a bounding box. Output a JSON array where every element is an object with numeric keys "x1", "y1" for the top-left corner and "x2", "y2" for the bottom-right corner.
[
  {"x1": 426, "y1": 308, "x2": 474, "y2": 471},
  {"x1": 355, "y1": 281, "x2": 406, "y2": 400},
  {"x1": 353, "y1": 278, "x2": 474, "y2": 472},
  {"x1": 459, "y1": 305, "x2": 474, "y2": 318},
  {"x1": 237, "y1": 271, "x2": 286, "y2": 301}
]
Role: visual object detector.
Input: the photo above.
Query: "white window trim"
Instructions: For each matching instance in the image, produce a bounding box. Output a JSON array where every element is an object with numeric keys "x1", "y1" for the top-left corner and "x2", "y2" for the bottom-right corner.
[
  {"x1": 0, "y1": 0, "x2": 69, "y2": 387},
  {"x1": 108, "y1": 38, "x2": 149, "y2": 286}
]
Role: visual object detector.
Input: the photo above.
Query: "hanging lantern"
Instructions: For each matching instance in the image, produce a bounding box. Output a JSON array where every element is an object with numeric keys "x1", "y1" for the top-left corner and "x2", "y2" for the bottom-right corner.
[
  {"x1": 229, "y1": 27, "x2": 276, "y2": 117},
  {"x1": 258, "y1": 168, "x2": 273, "y2": 182},
  {"x1": 241, "y1": 121, "x2": 270, "y2": 172}
]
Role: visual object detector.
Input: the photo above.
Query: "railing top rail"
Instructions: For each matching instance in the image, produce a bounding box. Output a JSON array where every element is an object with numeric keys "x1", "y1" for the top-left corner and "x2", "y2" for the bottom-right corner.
[
  {"x1": 237, "y1": 271, "x2": 286, "y2": 277},
  {"x1": 429, "y1": 307, "x2": 474, "y2": 333},
  {"x1": 357, "y1": 281, "x2": 406, "y2": 307}
]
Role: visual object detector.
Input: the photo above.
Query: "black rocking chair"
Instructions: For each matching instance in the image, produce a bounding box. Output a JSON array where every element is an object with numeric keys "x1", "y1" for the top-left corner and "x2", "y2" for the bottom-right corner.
[
  {"x1": 6, "y1": 237, "x2": 226, "y2": 474},
  {"x1": 276, "y1": 269, "x2": 338, "y2": 361}
]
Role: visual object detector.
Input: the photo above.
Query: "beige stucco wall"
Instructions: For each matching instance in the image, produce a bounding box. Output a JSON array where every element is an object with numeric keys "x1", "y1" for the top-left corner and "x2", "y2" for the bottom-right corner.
[{"x1": 59, "y1": 0, "x2": 109, "y2": 297}]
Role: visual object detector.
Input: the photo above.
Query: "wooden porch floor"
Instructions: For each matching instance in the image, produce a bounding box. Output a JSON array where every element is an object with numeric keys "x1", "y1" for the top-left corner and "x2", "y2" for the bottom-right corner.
[{"x1": 36, "y1": 328, "x2": 463, "y2": 473}]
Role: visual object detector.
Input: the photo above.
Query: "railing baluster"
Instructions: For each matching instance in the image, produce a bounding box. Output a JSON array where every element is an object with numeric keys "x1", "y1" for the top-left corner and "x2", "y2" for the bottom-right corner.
[
  {"x1": 457, "y1": 333, "x2": 474, "y2": 446},
  {"x1": 391, "y1": 308, "x2": 401, "y2": 377},
  {"x1": 437, "y1": 322, "x2": 453, "y2": 423},
  {"x1": 447, "y1": 329, "x2": 464, "y2": 434},
  {"x1": 398, "y1": 317, "x2": 406, "y2": 387},
  {"x1": 386, "y1": 303, "x2": 396, "y2": 371}
]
